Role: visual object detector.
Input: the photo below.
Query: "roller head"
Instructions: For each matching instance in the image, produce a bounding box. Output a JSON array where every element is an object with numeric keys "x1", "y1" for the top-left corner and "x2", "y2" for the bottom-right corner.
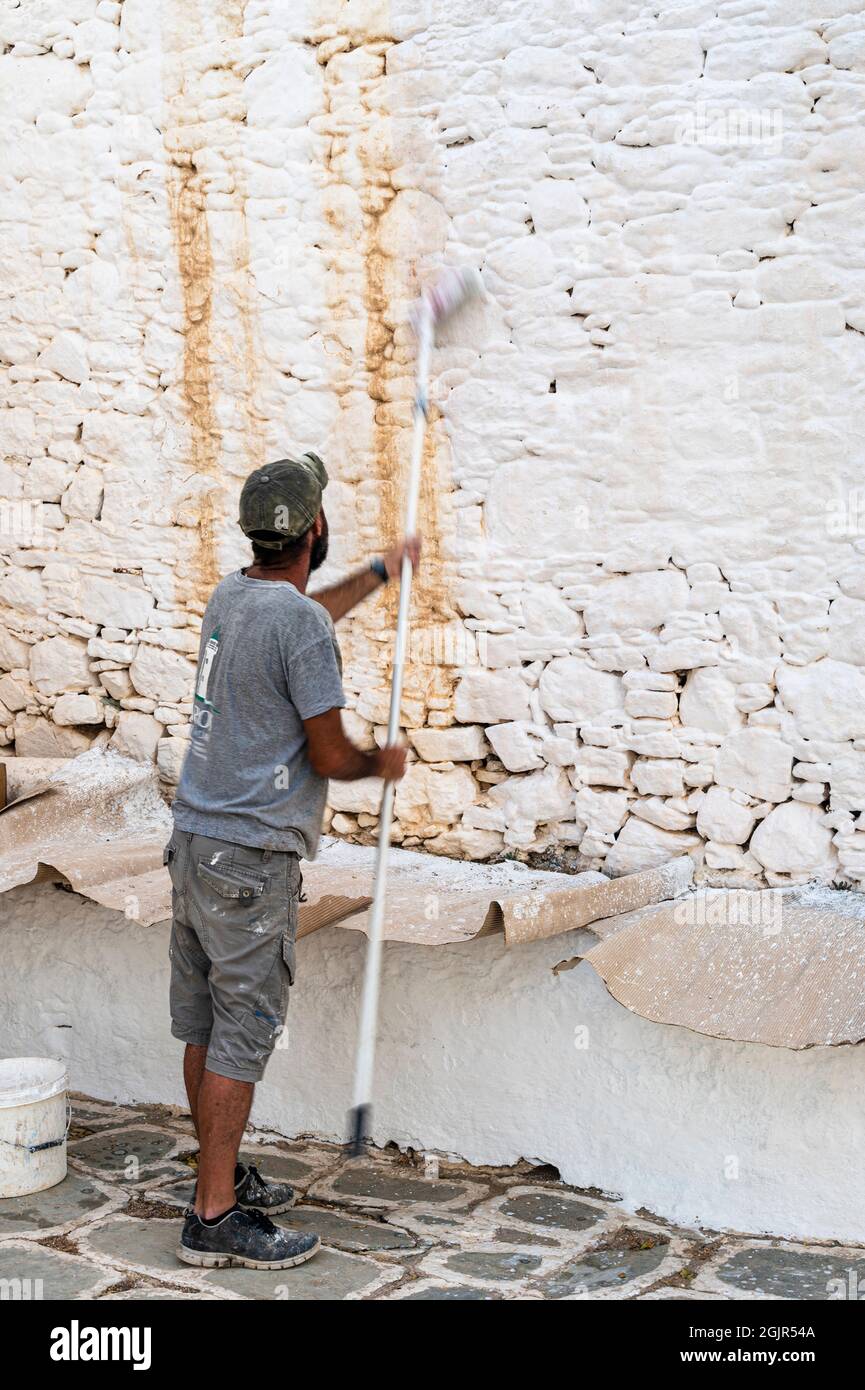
[{"x1": 411, "y1": 267, "x2": 482, "y2": 335}]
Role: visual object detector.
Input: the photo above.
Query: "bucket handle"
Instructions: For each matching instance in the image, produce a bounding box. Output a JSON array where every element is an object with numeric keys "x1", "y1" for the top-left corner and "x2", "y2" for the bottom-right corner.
[{"x1": 0, "y1": 1097, "x2": 71, "y2": 1154}]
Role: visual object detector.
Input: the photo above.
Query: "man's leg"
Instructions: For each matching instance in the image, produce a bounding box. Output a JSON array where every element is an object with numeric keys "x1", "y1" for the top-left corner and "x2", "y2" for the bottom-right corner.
[
  {"x1": 183, "y1": 1043, "x2": 207, "y2": 1136},
  {"x1": 195, "y1": 1070, "x2": 254, "y2": 1219}
]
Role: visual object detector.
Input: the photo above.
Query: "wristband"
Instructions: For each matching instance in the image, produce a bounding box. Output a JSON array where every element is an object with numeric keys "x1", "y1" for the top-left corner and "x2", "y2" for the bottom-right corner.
[{"x1": 370, "y1": 557, "x2": 389, "y2": 584}]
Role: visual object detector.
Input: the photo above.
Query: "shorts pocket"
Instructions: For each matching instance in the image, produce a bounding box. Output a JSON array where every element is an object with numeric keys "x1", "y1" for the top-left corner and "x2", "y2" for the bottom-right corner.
[
  {"x1": 281, "y1": 934, "x2": 296, "y2": 986},
  {"x1": 196, "y1": 858, "x2": 268, "y2": 902}
]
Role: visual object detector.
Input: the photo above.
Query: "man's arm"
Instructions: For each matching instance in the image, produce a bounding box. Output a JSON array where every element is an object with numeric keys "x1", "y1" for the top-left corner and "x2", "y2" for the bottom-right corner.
[
  {"x1": 311, "y1": 536, "x2": 422, "y2": 623},
  {"x1": 304, "y1": 707, "x2": 406, "y2": 782}
]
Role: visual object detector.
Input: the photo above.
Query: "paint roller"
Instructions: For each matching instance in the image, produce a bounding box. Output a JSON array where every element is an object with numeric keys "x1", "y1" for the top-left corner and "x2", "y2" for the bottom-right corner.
[{"x1": 348, "y1": 266, "x2": 483, "y2": 1157}]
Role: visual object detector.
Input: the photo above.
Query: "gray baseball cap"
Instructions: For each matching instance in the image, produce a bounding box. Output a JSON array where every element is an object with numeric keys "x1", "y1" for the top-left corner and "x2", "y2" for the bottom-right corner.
[{"x1": 238, "y1": 453, "x2": 328, "y2": 548}]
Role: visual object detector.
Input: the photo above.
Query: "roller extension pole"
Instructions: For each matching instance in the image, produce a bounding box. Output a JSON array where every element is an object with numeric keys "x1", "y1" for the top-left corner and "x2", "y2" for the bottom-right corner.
[{"x1": 348, "y1": 269, "x2": 481, "y2": 1156}]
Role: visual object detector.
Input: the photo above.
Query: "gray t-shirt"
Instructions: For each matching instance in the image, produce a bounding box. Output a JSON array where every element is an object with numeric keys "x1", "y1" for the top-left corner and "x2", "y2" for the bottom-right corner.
[{"x1": 173, "y1": 571, "x2": 345, "y2": 858}]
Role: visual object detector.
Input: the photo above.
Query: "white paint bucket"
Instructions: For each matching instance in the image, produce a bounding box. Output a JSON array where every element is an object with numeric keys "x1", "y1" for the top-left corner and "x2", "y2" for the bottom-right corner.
[{"x1": 0, "y1": 1057, "x2": 69, "y2": 1199}]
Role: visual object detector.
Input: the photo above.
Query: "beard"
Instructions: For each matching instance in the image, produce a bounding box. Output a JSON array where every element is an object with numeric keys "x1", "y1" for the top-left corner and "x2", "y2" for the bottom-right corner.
[{"x1": 309, "y1": 514, "x2": 329, "y2": 572}]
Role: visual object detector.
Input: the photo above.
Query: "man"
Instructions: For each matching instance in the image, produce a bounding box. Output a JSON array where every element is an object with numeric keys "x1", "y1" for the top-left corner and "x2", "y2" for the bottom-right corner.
[{"x1": 165, "y1": 452, "x2": 417, "y2": 1270}]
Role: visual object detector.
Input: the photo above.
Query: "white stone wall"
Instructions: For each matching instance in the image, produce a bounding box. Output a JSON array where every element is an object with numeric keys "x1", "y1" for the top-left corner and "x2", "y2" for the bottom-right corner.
[{"x1": 2, "y1": 0, "x2": 865, "y2": 885}]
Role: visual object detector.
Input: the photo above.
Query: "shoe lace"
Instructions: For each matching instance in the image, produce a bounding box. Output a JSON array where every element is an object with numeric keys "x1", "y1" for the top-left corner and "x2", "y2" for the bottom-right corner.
[{"x1": 244, "y1": 1205, "x2": 278, "y2": 1234}]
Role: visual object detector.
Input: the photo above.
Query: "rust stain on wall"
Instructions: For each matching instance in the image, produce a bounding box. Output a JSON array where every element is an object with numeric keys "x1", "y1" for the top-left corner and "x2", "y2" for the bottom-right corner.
[{"x1": 161, "y1": 0, "x2": 260, "y2": 602}]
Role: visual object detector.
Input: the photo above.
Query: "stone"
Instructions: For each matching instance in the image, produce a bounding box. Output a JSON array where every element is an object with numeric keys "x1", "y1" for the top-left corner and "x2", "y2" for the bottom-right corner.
[
  {"x1": 696, "y1": 786, "x2": 757, "y2": 845},
  {"x1": 409, "y1": 725, "x2": 487, "y2": 761},
  {"x1": 715, "y1": 729, "x2": 793, "y2": 803},
  {"x1": 80, "y1": 574, "x2": 154, "y2": 629},
  {"x1": 156, "y1": 735, "x2": 187, "y2": 783},
  {"x1": 453, "y1": 671, "x2": 532, "y2": 724},
  {"x1": 0, "y1": 1169, "x2": 111, "y2": 1237},
  {"x1": 484, "y1": 721, "x2": 544, "y2": 772},
  {"x1": 715, "y1": 1246, "x2": 859, "y2": 1301},
  {"x1": 328, "y1": 778, "x2": 384, "y2": 815},
  {"x1": 582, "y1": 570, "x2": 689, "y2": 635},
  {"x1": 0, "y1": 625, "x2": 30, "y2": 669},
  {"x1": 110, "y1": 710, "x2": 163, "y2": 762},
  {"x1": 38, "y1": 331, "x2": 90, "y2": 384},
  {"x1": 679, "y1": 668, "x2": 743, "y2": 735},
  {"x1": 604, "y1": 818, "x2": 701, "y2": 875},
  {"x1": 777, "y1": 660, "x2": 865, "y2": 742},
  {"x1": 572, "y1": 747, "x2": 633, "y2": 787},
  {"x1": 0, "y1": 672, "x2": 31, "y2": 711},
  {"x1": 749, "y1": 803, "x2": 836, "y2": 875},
  {"x1": 649, "y1": 639, "x2": 720, "y2": 672},
  {"x1": 538, "y1": 659, "x2": 624, "y2": 723},
  {"x1": 52, "y1": 692, "x2": 104, "y2": 726},
  {"x1": 342, "y1": 708, "x2": 376, "y2": 750},
  {"x1": 129, "y1": 645, "x2": 196, "y2": 703},
  {"x1": 0, "y1": 1241, "x2": 107, "y2": 1299},
  {"x1": 488, "y1": 766, "x2": 574, "y2": 824},
  {"x1": 625, "y1": 689, "x2": 677, "y2": 718},
  {"x1": 61, "y1": 465, "x2": 104, "y2": 521},
  {"x1": 30, "y1": 635, "x2": 91, "y2": 695},
  {"x1": 631, "y1": 759, "x2": 686, "y2": 797},
  {"x1": 394, "y1": 763, "x2": 477, "y2": 827},
  {"x1": 427, "y1": 825, "x2": 505, "y2": 859},
  {"x1": 99, "y1": 668, "x2": 134, "y2": 700}
]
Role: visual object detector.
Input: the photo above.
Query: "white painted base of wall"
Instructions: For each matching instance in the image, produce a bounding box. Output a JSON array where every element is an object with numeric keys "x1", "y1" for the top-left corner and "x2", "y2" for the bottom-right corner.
[{"x1": 3, "y1": 882, "x2": 863, "y2": 1243}]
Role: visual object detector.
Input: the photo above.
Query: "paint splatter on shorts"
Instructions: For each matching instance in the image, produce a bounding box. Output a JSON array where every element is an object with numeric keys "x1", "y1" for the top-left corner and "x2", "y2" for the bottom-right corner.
[{"x1": 165, "y1": 830, "x2": 301, "y2": 1083}]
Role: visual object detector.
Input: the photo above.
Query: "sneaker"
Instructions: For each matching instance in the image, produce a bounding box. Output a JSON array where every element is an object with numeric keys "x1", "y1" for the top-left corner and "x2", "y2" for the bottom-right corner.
[
  {"x1": 235, "y1": 1161, "x2": 296, "y2": 1215},
  {"x1": 177, "y1": 1205, "x2": 320, "y2": 1270}
]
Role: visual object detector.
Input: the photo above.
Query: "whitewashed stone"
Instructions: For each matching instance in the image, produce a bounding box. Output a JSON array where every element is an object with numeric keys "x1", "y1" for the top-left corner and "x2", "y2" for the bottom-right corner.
[
  {"x1": 61, "y1": 467, "x2": 104, "y2": 521},
  {"x1": 696, "y1": 787, "x2": 757, "y2": 845},
  {"x1": 777, "y1": 661, "x2": 865, "y2": 742},
  {"x1": 631, "y1": 759, "x2": 686, "y2": 797},
  {"x1": 30, "y1": 635, "x2": 91, "y2": 695},
  {"x1": 625, "y1": 689, "x2": 677, "y2": 719},
  {"x1": 572, "y1": 747, "x2": 633, "y2": 788},
  {"x1": 409, "y1": 725, "x2": 487, "y2": 762},
  {"x1": 38, "y1": 331, "x2": 89, "y2": 385},
  {"x1": 604, "y1": 819, "x2": 701, "y2": 875},
  {"x1": 488, "y1": 766, "x2": 574, "y2": 824},
  {"x1": 715, "y1": 729, "x2": 793, "y2": 803},
  {"x1": 750, "y1": 803, "x2": 836, "y2": 876},
  {"x1": 684, "y1": 669, "x2": 745, "y2": 739},
  {"x1": 582, "y1": 570, "x2": 688, "y2": 635},
  {"x1": 453, "y1": 671, "x2": 531, "y2": 724},
  {"x1": 538, "y1": 659, "x2": 624, "y2": 722},
  {"x1": 80, "y1": 575, "x2": 154, "y2": 630},
  {"x1": 649, "y1": 639, "x2": 719, "y2": 672},
  {"x1": 483, "y1": 721, "x2": 543, "y2": 772},
  {"x1": 129, "y1": 645, "x2": 196, "y2": 703}
]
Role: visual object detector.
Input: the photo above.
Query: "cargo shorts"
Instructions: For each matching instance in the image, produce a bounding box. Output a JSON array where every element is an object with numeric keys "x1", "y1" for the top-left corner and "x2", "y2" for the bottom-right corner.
[{"x1": 165, "y1": 831, "x2": 301, "y2": 1084}]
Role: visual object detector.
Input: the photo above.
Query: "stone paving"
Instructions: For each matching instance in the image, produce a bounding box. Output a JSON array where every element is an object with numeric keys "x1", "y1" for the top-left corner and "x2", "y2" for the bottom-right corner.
[{"x1": 0, "y1": 1096, "x2": 862, "y2": 1301}]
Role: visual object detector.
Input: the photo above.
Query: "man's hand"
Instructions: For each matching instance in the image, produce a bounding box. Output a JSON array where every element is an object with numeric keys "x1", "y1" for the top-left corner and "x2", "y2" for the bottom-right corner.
[
  {"x1": 372, "y1": 744, "x2": 407, "y2": 782},
  {"x1": 304, "y1": 709, "x2": 408, "y2": 782},
  {"x1": 383, "y1": 534, "x2": 422, "y2": 581}
]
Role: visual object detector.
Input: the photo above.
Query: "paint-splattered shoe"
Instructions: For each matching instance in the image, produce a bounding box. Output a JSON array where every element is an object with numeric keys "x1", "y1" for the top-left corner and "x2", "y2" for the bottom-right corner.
[
  {"x1": 177, "y1": 1205, "x2": 319, "y2": 1270},
  {"x1": 235, "y1": 1161, "x2": 297, "y2": 1215}
]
